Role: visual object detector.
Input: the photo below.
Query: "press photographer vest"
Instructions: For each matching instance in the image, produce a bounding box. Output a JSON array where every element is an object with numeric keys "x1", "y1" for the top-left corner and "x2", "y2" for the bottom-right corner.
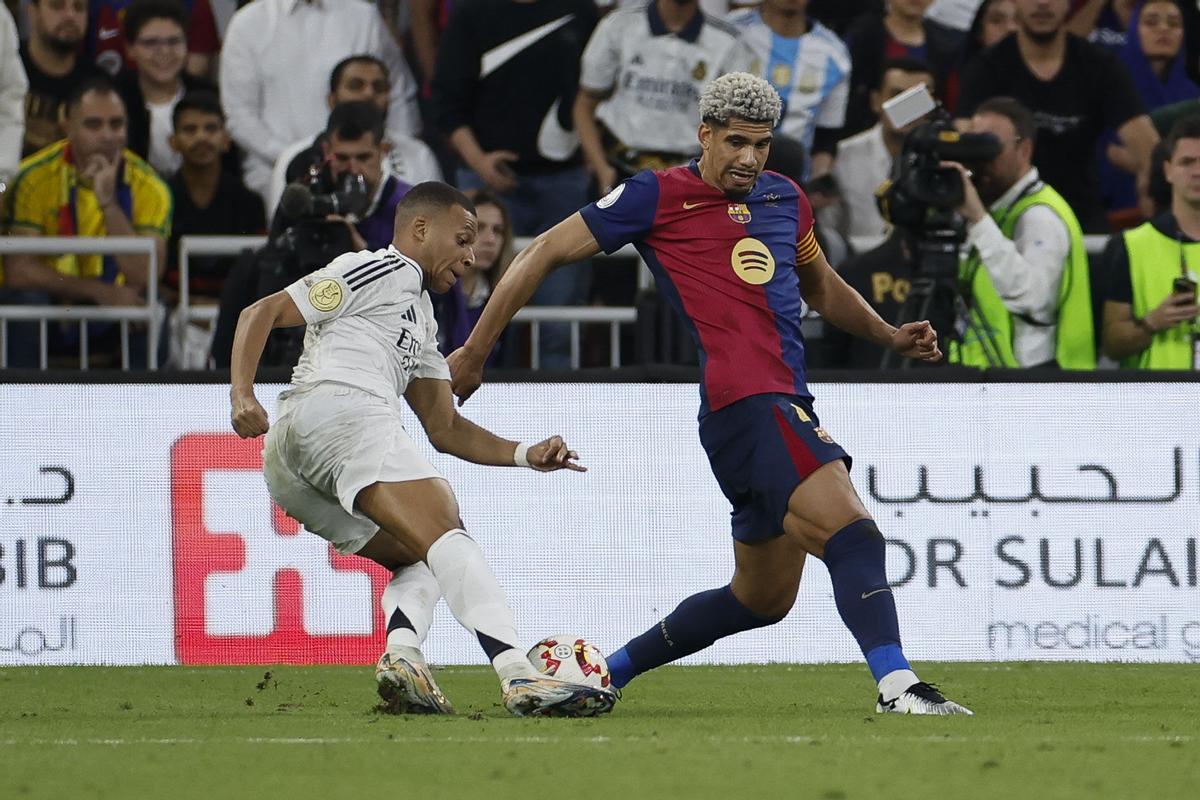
[
  {"x1": 1120, "y1": 222, "x2": 1200, "y2": 369},
  {"x1": 953, "y1": 184, "x2": 1095, "y2": 369}
]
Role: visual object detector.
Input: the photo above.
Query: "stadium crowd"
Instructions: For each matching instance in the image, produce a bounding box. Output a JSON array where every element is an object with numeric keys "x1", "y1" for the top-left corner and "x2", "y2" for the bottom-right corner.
[{"x1": 1, "y1": 0, "x2": 1198, "y2": 371}]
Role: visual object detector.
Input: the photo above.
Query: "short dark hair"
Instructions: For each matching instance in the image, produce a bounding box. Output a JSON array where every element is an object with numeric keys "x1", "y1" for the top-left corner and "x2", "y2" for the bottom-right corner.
[
  {"x1": 329, "y1": 55, "x2": 389, "y2": 94},
  {"x1": 394, "y1": 182, "x2": 476, "y2": 229},
  {"x1": 975, "y1": 96, "x2": 1036, "y2": 147},
  {"x1": 64, "y1": 75, "x2": 123, "y2": 117},
  {"x1": 878, "y1": 57, "x2": 935, "y2": 89},
  {"x1": 172, "y1": 89, "x2": 223, "y2": 130},
  {"x1": 1165, "y1": 114, "x2": 1200, "y2": 158},
  {"x1": 325, "y1": 100, "x2": 385, "y2": 145},
  {"x1": 123, "y1": 0, "x2": 189, "y2": 44}
]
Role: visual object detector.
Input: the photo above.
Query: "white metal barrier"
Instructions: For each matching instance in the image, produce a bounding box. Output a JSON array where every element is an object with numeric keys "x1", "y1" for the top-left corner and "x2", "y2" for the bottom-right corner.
[
  {"x1": 0, "y1": 236, "x2": 160, "y2": 369},
  {"x1": 176, "y1": 235, "x2": 646, "y2": 370}
]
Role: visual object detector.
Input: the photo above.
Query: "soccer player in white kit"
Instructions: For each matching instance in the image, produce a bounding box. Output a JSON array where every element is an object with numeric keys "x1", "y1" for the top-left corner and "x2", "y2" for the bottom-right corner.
[{"x1": 228, "y1": 182, "x2": 617, "y2": 718}]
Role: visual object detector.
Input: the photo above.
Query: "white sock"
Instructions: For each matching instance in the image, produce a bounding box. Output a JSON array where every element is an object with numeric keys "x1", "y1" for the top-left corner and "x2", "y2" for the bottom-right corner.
[
  {"x1": 878, "y1": 669, "x2": 920, "y2": 702},
  {"x1": 425, "y1": 529, "x2": 536, "y2": 680},
  {"x1": 381, "y1": 562, "x2": 441, "y2": 655}
]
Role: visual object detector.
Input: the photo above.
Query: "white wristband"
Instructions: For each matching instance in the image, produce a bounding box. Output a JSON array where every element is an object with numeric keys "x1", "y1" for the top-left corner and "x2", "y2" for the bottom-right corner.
[{"x1": 513, "y1": 442, "x2": 531, "y2": 468}]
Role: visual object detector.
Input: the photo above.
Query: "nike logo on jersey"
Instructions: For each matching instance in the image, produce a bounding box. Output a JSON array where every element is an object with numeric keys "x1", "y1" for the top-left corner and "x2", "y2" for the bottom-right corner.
[
  {"x1": 481, "y1": 15, "x2": 575, "y2": 78},
  {"x1": 682, "y1": 201, "x2": 706, "y2": 210},
  {"x1": 861, "y1": 588, "x2": 892, "y2": 599},
  {"x1": 98, "y1": 27, "x2": 120, "y2": 41}
]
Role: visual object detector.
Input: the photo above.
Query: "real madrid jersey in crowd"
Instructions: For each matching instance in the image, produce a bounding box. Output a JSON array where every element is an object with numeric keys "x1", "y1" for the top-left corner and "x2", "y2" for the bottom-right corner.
[
  {"x1": 284, "y1": 246, "x2": 449, "y2": 401},
  {"x1": 580, "y1": 165, "x2": 820, "y2": 414},
  {"x1": 579, "y1": 5, "x2": 758, "y2": 155},
  {"x1": 726, "y1": 8, "x2": 851, "y2": 157}
]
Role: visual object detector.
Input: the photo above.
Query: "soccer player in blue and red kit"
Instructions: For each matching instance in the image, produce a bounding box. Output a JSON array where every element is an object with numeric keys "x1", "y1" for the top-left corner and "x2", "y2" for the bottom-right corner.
[{"x1": 449, "y1": 72, "x2": 971, "y2": 715}]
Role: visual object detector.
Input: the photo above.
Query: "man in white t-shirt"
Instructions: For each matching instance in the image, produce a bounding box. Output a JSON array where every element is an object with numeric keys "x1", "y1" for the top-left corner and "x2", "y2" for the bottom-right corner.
[
  {"x1": 218, "y1": 0, "x2": 420, "y2": 202},
  {"x1": 575, "y1": 0, "x2": 759, "y2": 193},
  {"x1": 228, "y1": 182, "x2": 617, "y2": 718}
]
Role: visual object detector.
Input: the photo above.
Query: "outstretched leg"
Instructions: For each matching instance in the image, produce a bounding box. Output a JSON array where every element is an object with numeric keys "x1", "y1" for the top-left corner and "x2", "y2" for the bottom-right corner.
[
  {"x1": 357, "y1": 479, "x2": 616, "y2": 717},
  {"x1": 607, "y1": 533, "x2": 807, "y2": 689}
]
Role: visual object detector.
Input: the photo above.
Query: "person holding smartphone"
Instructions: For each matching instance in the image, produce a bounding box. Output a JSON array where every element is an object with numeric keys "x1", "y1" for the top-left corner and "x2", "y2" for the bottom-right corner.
[{"x1": 1102, "y1": 114, "x2": 1200, "y2": 369}]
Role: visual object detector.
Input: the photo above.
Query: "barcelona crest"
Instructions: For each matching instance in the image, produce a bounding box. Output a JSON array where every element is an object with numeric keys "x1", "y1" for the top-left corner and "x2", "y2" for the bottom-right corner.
[{"x1": 727, "y1": 203, "x2": 752, "y2": 224}]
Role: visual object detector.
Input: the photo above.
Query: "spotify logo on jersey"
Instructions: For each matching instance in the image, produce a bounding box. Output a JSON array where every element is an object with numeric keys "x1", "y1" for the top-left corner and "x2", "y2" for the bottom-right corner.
[{"x1": 731, "y1": 238, "x2": 775, "y2": 285}]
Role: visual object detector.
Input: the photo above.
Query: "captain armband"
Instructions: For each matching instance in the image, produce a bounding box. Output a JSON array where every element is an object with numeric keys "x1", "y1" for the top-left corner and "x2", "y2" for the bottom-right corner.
[{"x1": 796, "y1": 229, "x2": 823, "y2": 265}]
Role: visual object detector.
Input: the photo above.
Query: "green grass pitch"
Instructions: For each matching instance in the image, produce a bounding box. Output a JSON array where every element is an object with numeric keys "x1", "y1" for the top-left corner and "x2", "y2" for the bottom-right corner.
[{"x1": 1, "y1": 663, "x2": 1195, "y2": 799}]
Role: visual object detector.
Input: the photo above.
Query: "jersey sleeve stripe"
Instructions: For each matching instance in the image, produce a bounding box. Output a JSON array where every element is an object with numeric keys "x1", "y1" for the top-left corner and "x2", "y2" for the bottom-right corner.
[
  {"x1": 346, "y1": 257, "x2": 404, "y2": 290},
  {"x1": 347, "y1": 259, "x2": 419, "y2": 292},
  {"x1": 343, "y1": 254, "x2": 400, "y2": 281}
]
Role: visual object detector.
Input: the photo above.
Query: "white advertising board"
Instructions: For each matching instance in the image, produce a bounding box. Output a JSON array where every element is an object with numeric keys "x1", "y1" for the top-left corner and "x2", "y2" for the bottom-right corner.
[{"x1": 1, "y1": 382, "x2": 1197, "y2": 666}]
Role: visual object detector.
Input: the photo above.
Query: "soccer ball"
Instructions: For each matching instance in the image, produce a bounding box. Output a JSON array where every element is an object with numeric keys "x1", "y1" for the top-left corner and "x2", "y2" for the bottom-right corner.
[{"x1": 527, "y1": 636, "x2": 612, "y2": 689}]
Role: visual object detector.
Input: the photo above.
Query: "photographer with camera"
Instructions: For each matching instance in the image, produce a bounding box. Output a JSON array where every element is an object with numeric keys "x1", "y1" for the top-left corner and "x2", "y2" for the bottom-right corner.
[
  {"x1": 1101, "y1": 114, "x2": 1200, "y2": 369},
  {"x1": 211, "y1": 101, "x2": 411, "y2": 368},
  {"x1": 943, "y1": 97, "x2": 1096, "y2": 369}
]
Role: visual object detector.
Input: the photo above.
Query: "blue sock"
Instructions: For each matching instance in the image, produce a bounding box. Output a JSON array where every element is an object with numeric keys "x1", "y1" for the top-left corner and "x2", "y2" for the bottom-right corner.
[
  {"x1": 821, "y1": 519, "x2": 910, "y2": 682},
  {"x1": 608, "y1": 585, "x2": 782, "y2": 689}
]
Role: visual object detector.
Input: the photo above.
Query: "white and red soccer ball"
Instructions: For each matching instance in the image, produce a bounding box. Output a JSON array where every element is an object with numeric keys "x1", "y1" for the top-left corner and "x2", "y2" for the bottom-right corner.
[{"x1": 527, "y1": 636, "x2": 612, "y2": 689}]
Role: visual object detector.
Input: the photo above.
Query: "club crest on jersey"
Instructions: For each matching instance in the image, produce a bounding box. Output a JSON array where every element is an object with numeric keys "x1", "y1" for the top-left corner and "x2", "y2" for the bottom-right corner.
[
  {"x1": 731, "y1": 237, "x2": 775, "y2": 285},
  {"x1": 727, "y1": 203, "x2": 752, "y2": 224},
  {"x1": 308, "y1": 278, "x2": 343, "y2": 312},
  {"x1": 771, "y1": 64, "x2": 792, "y2": 89},
  {"x1": 693, "y1": 60, "x2": 707, "y2": 81}
]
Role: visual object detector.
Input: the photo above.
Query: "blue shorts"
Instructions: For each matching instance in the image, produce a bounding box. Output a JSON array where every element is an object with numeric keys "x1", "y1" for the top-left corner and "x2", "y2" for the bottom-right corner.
[{"x1": 699, "y1": 393, "x2": 851, "y2": 544}]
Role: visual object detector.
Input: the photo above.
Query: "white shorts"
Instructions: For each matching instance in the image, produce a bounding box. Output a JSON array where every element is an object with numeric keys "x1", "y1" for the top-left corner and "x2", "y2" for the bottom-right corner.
[{"x1": 262, "y1": 383, "x2": 443, "y2": 554}]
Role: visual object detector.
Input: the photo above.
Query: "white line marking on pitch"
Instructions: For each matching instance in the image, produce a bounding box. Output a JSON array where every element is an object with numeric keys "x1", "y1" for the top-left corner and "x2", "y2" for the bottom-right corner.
[{"x1": 0, "y1": 734, "x2": 1191, "y2": 747}]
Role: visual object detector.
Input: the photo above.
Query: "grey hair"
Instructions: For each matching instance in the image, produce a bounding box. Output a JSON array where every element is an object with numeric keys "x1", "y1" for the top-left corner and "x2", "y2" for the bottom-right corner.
[{"x1": 698, "y1": 72, "x2": 782, "y2": 127}]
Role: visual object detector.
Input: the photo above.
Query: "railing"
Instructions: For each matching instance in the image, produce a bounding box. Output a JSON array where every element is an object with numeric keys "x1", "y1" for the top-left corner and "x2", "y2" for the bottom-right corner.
[
  {"x1": 175, "y1": 235, "x2": 645, "y2": 370},
  {"x1": 0, "y1": 237, "x2": 160, "y2": 369},
  {"x1": 0, "y1": 232, "x2": 1114, "y2": 372}
]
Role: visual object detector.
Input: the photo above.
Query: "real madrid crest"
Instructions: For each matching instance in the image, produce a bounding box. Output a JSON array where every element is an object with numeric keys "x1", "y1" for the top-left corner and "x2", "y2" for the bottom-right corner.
[
  {"x1": 727, "y1": 203, "x2": 751, "y2": 224},
  {"x1": 693, "y1": 60, "x2": 707, "y2": 81}
]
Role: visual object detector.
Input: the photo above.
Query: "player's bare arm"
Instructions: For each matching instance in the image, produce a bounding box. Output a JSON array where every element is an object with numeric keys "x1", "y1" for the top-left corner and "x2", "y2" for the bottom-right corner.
[
  {"x1": 448, "y1": 213, "x2": 602, "y2": 403},
  {"x1": 229, "y1": 290, "x2": 307, "y2": 438},
  {"x1": 796, "y1": 250, "x2": 942, "y2": 363},
  {"x1": 404, "y1": 377, "x2": 586, "y2": 472}
]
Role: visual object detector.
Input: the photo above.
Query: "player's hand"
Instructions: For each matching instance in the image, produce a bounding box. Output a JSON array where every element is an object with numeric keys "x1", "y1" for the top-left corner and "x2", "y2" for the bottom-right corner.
[
  {"x1": 527, "y1": 435, "x2": 586, "y2": 473},
  {"x1": 891, "y1": 320, "x2": 942, "y2": 362},
  {"x1": 476, "y1": 150, "x2": 519, "y2": 193},
  {"x1": 447, "y1": 346, "x2": 484, "y2": 405},
  {"x1": 231, "y1": 392, "x2": 270, "y2": 438}
]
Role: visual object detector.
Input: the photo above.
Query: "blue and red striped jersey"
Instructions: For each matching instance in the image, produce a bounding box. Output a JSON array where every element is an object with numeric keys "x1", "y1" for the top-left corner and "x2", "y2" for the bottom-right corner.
[{"x1": 581, "y1": 162, "x2": 820, "y2": 414}]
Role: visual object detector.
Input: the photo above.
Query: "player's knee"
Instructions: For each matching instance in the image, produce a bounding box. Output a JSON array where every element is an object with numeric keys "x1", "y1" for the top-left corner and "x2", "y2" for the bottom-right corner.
[{"x1": 732, "y1": 580, "x2": 798, "y2": 621}]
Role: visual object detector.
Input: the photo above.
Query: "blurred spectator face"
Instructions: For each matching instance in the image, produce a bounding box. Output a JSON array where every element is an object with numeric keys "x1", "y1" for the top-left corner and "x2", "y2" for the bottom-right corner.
[
  {"x1": 472, "y1": 203, "x2": 505, "y2": 271},
  {"x1": 67, "y1": 90, "x2": 128, "y2": 164},
  {"x1": 128, "y1": 18, "x2": 188, "y2": 86},
  {"x1": 980, "y1": 0, "x2": 1018, "y2": 48},
  {"x1": 1139, "y1": 1, "x2": 1185, "y2": 62},
  {"x1": 331, "y1": 61, "x2": 390, "y2": 112},
  {"x1": 873, "y1": 67, "x2": 936, "y2": 137},
  {"x1": 29, "y1": 0, "x2": 88, "y2": 54},
  {"x1": 891, "y1": 0, "x2": 934, "y2": 18},
  {"x1": 324, "y1": 132, "x2": 387, "y2": 191},
  {"x1": 762, "y1": 0, "x2": 807, "y2": 12},
  {"x1": 170, "y1": 109, "x2": 230, "y2": 168},
  {"x1": 969, "y1": 111, "x2": 1031, "y2": 204},
  {"x1": 1164, "y1": 136, "x2": 1200, "y2": 206},
  {"x1": 1015, "y1": 0, "x2": 1069, "y2": 41}
]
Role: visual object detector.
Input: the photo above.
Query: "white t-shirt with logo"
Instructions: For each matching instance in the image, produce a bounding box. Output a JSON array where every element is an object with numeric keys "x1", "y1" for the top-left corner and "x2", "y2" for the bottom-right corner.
[
  {"x1": 580, "y1": 7, "x2": 758, "y2": 154},
  {"x1": 283, "y1": 244, "x2": 449, "y2": 401}
]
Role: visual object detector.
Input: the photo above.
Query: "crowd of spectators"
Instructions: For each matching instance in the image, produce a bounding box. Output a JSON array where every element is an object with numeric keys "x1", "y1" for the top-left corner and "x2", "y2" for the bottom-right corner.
[{"x1": 0, "y1": 0, "x2": 1197, "y2": 371}]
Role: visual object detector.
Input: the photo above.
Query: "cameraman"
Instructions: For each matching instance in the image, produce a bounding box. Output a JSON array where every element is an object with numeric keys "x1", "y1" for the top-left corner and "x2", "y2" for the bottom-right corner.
[
  {"x1": 945, "y1": 97, "x2": 1096, "y2": 369},
  {"x1": 273, "y1": 100, "x2": 411, "y2": 252},
  {"x1": 1101, "y1": 115, "x2": 1200, "y2": 369}
]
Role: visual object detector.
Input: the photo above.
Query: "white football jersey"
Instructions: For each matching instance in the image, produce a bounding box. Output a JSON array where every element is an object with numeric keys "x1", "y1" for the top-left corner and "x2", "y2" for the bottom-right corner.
[{"x1": 283, "y1": 245, "x2": 449, "y2": 401}]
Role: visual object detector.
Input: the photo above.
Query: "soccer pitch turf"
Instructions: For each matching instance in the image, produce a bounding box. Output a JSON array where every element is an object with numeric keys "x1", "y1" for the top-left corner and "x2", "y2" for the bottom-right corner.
[{"x1": 1, "y1": 663, "x2": 1195, "y2": 799}]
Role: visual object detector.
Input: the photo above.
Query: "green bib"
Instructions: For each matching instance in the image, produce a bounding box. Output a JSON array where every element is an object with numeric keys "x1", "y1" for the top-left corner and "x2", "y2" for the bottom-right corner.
[
  {"x1": 1120, "y1": 222, "x2": 1200, "y2": 369},
  {"x1": 951, "y1": 184, "x2": 1096, "y2": 370}
]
